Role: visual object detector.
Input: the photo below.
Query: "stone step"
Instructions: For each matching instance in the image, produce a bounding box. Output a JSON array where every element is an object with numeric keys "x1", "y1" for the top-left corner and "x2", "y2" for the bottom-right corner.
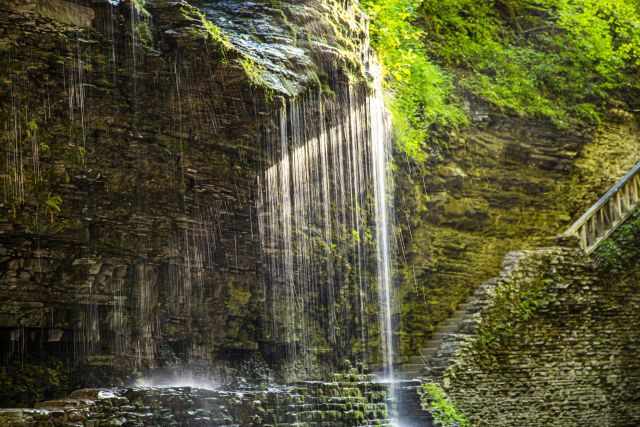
[
  {"x1": 395, "y1": 395, "x2": 423, "y2": 403},
  {"x1": 433, "y1": 331, "x2": 456, "y2": 340},
  {"x1": 396, "y1": 402, "x2": 425, "y2": 413},
  {"x1": 423, "y1": 367, "x2": 447, "y2": 378},
  {"x1": 420, "y1": 344, "x2": 439, "y2": 354},
  {"x1": 459, "y1": 302, "x2": 474, "y2": 310},
  {"x1": 396, "y1": 371, "x2": 423, "y2": 380},
  {"x1": 406, "y1": 355, "x2": 427, "y2": 365},
  {"x1": 395, "y1": 384, "x2": 423, "y2": 390},
  {"x1": 394, "y1": 388, "x2": 423, "y2": 395},
  {"x1": 395, "y1": 398, "x2": 423, "y2": 407},
  {"x1": 399, "y1": 363, "x2": 425, "y2": 371},
  {"x1": 442, "y1": 313, "x2": 466, "y2": 323},
  {"x1": 439, "y1": 322, "x2": 462, "y2": 332},
  {"x1": 397, "y1": 368, "x2": 423, "y2": 375},
  {"x1": 437, "y1": 326, "x2": 461, "y2": 336},
  {"x1": 396, "y1": 415, "x2": 434, "y2": 427}
]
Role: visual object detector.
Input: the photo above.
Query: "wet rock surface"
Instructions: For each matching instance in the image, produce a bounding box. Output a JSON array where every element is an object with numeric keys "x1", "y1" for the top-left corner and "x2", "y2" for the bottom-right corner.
[
  {"x1": 196, "y1": 0, "x2": 369, "y2": 96},
  {"x1": 0, "y1": 0, "x2": 372, "y2": 389},
  {"x1": 0, "y1": 373, "x2": 394, "y2": 427}
]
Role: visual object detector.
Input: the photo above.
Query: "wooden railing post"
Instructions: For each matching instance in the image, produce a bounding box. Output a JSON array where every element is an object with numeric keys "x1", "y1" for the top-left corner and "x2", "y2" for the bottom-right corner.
[{"x1": 563, "y1": 161, "x2": 640, "y2": 254}]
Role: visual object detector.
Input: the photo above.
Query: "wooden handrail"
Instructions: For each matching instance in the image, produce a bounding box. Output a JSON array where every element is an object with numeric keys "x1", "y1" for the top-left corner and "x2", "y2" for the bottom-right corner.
[{"x1": 564, "y1": 161, "x2": 640, "y2": 254}]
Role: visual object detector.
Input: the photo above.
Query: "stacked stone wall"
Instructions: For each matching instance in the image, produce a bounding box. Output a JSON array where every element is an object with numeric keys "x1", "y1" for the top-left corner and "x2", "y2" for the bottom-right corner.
[{"x1": 442, "y1": 246, "x2": 640, "y2": 426}]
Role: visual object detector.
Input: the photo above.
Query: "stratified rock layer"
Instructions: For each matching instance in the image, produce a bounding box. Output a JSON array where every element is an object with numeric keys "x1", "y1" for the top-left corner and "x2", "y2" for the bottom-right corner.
[
  {"x1": 395, "y1": 106, "x2": 640, "y2": 361},
  {"x1": 0, "y1": 0, "x2": 372, "y2": 391}
]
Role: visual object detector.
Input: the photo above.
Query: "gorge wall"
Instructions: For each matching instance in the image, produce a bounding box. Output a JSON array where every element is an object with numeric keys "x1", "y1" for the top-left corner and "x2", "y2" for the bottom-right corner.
[
  {"x1": 3, "y1": 0, "x2": 640, "y2": 424},
  {"x1": 395, "y1": 104, "x2": 640, "y2": 362},
  {"x1": 0, "y1": 0, "x2": 381, "y2": 399}
]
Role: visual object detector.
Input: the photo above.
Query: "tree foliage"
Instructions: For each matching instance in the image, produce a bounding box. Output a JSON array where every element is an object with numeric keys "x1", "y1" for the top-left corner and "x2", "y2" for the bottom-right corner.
[
  {"x1": 421, "y1": 0, "x2": 640, "y2": 125},
  {"x1": 361, "y1": 0, "x2": 465, "y2": 161},
  {"x1": 363, "y1": 0, "x2": 640, "y2": 159}
]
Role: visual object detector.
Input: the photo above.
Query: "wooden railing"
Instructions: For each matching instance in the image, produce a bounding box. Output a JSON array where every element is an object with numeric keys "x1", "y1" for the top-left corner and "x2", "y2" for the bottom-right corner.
[{"x1": 563, "y1": 161, "x2": 640, "y2": 254}]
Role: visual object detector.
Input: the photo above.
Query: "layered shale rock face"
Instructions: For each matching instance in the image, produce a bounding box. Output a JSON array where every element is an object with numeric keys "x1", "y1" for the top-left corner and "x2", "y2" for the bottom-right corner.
[
  {"x1": 395, "y1": 104, "x2": 640, "y2": 362},
  {"x1": 0, "y1": 0, "x2": 373, "y2": 393}
]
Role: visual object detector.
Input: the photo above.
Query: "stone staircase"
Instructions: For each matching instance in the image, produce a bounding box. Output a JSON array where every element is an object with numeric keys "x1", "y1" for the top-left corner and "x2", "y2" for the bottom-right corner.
[
  {"x1": 393, "y1": 380, "x2": 434, "y2": 426},
  {"x1": 391, "y1": 161, "x2": 640, "y2": 425},
  {"x1": 398, "y1": 306, "x2": 470, "y2": 380},
  {"x1": 398, "y1": 252, "x2": 526, "y2": 382},
  {"x1": 397, "y1": 160, "x2": 640, "y2": 382}
]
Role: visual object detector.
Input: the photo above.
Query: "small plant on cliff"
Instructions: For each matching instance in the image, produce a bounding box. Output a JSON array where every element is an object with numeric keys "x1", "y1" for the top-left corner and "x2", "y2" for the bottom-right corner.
[
  {"x1": 45, "y1": 193, "x2": 63, "y2": 223},
  {"x1": 240, "y1": 58, "x2": 267, "y2": 87},
  {"x1": 182, "y1": 5, "x2": 233, "y2": 54},
  {"x1": 185, "y1": 6, "x2": 276, "y2": 96},
  {"x1": 421, "y1": 383, "x2": 469, "y2": 427},
  {"x1": 132, "y1": 0, "x2": 150, "y2": 18},
  {"x1": 201, "y1": 18, "x2": 234, "y2": 53}
]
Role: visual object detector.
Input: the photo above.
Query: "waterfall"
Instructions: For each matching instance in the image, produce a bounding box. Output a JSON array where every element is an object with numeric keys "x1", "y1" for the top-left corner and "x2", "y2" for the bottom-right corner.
[
  {"x1": 369, "y1": 60, "x2": 395, "y2": 385},
  {"x1": 257, "y1": 59, "x2": 395, "y2": 380}
]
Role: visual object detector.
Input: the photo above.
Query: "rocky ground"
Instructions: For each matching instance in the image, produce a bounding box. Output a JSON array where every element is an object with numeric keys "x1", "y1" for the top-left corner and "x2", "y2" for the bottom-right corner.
[{"x1": 0, "y1": 372, "x2": 396, "y2": 427}]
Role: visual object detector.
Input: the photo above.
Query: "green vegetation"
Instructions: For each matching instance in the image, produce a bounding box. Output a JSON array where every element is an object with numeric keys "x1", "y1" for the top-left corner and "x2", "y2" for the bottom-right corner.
[
  {"x1": 594, "y1": 210, "x2": 640, "y2": 272},
  {"x1": 361, "y1": 0, "x2": 465, "y2": 161},
  {"x1": 200, "y1": 17, "x2": 234, "y2": 52},
  {"x1": 132, "y1": 0, "x2": 150, "y2": 18},
  {"x1": 225, "y1": 280, "x2": 252, "y2": 317},
  {"x1": 422, "y1": 0, "x2": 640, "y2": 125},
  {"x1": 180, "y1": 4, "x2": 234, "y2": 53},
  {"x1": 363, "y1": 0, "x2": 640, "y2": 159},
  {"x1": 45, "y1": 193, "x2": 63, "y2": 223},
  {"x1": 240, "y1": 58, "x2": 268, "y2": 88},
  {"x1": 185, "y1": 6, "x2": 277, "y2": 95},
  {"x1": 421, "y1": 383, "x2": 469, "y2": 427},
  {"x1": 475, "y1": 272, "x2": 554, "y2": 355}
]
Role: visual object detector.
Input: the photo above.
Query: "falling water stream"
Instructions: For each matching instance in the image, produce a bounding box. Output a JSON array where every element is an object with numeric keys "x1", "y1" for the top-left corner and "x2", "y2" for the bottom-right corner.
[
  {"x1": 256, "y1": 52, "x2": 396, "y2": 400},
  {"x1": 369, "y1": 60, "x2": 396, "y2": 395}
]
